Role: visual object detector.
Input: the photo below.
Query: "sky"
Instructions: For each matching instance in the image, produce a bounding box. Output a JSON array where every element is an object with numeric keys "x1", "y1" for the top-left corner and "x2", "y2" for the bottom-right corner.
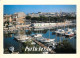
[{"x1": 4, "y1": 5, "x2": 76, "y2": 15}]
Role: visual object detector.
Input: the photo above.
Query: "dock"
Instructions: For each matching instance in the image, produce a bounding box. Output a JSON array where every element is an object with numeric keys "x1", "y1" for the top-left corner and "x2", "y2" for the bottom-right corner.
[{"x1": 32, "y1": 39, "x2": 56, "y2": 54}]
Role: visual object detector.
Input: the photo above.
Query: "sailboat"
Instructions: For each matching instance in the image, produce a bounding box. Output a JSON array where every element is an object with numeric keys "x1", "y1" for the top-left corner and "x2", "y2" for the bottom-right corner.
[
  {"x1": 55, "y1": 29, "x2": 65, "y2": 35},
  {"x1": 34, "y1": 33, "x2": 42, "y2": 38},
  {"x1": 64, "y1": 20, "x2": 74, "y2": 37},
  {"x1": 33, "y1": 19, "x2": 43, "y2": 38},
  {"x1": 55, "y1": 18, "x2": 66, "y2": 36},
  {"x1": 14, "y1": 28, "x2": 30, "y2": 42},
  {"x1": 41, "y1": 17, "x2": 55, "y2": 43},
  {"x1": 41, "y1": 17, "x2": 56, "y2": 50},
  {"x1": 65, "y1": 31, "x2": 74, "y2": 37}
]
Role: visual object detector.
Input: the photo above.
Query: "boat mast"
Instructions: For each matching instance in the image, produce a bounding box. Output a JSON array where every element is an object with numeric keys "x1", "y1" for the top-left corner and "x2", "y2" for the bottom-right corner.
[
  {"x1": 55, "y1": 18, "x2": 58, "y2": 43},
  {"x1": 49, "y1": 16, "x2": 50, "y2": 39},
  {"x1": 63, "y1": 18, "x2": 65, "y2": 40},
  {"x1": 41, "y1": 17, "x2": 43, "y2": 34},
  {"x1": 60, "y1": 16, "x2": 62, "y2": 43}
]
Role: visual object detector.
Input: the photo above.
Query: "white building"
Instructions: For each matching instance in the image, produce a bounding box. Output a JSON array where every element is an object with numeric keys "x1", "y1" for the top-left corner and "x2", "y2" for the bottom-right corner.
[
  {"x1": 33, "y1": 23, "x2": 56, "y2": 28},
  {"x1": 14, "y1": 12, "x2": 26, "y2": 18},
  {"x1": 28, "y1": 13, "x2": 39, "y2": 17}
]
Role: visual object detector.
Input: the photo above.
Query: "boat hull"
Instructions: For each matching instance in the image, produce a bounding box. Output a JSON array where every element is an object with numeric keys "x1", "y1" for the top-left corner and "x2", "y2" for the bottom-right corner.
[{"x1": 65, "y1": 34, "x2": 74, "y2": 37}]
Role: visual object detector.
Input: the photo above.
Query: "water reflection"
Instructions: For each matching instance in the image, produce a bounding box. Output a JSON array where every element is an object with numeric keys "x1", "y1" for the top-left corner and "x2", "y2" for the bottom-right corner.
[{"x1": 4, "y1": 25, "x2": 76, "y2": 52}]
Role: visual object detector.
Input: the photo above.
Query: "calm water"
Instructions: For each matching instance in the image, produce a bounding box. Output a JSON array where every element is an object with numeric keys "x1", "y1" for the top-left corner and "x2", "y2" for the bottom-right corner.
[
  {"x1": 4, "y1": 26, "x2": 76, "y2": 52},
  {"x1": 30, "y1": 28, "x2": 76, "y2": 49}
]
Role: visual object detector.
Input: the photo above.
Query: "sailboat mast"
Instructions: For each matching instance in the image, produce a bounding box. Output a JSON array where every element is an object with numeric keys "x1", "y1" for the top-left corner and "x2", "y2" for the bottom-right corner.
[
  {"x1": 63, "y1": 19, "x2": 65, "y2": 40},
  {"x1": 55, "y1": 20, "x2": 58, "y2": 43},
  {"x1": 49, "y1": 16, "x2": 50, "y2": 39},
  {"x1": 60, "y1": 17, "x2": 62, "y2": 43},
  {"x1": 41, "y1": 17, "x2": 43, "y2": 34}
]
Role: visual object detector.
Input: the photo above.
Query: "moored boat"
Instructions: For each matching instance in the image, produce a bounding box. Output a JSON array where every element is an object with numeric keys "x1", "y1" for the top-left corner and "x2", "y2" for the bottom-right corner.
[
  {"x1": 34, "y1": 34, "x2": 42, "y2": 38},
  {"x1": 14, "y1": 35, "x2": 30, "y2": 42},
  {"x1": 8, "y1": 46, "x2": 14, "y2": 53},
  {"x1": 65, "y1": 31, "x2": 74, "y2": 37},
  {"x1": 41, "y1": 39, "x2": 55, "y2": 43},
  {"x1": 55, "y1": 29, "x2": 65, "y2": 35}
]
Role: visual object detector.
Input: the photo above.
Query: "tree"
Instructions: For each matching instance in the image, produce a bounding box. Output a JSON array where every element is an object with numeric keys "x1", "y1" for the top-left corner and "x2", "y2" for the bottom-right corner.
[
  {"x1": 26, "y1": 16, "x2": 31, "y2": 19},
  {"x1": 55, "y1": 40, "x2": 76, "y2": 53}
]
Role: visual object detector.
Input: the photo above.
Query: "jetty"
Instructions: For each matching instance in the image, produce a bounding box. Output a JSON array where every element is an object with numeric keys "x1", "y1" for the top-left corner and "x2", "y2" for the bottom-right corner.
[{"x1": 32, "y1": 38, "x2": 56, "y2": 54}]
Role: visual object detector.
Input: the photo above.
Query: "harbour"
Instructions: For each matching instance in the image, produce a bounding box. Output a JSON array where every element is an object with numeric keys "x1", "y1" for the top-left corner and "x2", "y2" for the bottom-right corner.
[
  {"x1": 3, "y1": 5, "x2": 76, "y2": 54},
  {"x1": 4, "y1": 24, "x2": 76, "y2": 54}
]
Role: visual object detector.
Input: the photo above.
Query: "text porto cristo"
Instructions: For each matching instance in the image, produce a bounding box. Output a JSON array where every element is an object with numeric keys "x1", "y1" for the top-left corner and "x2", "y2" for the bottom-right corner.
[{"x1": 25, "y1": 46, "x2": 52, "y2": 52}]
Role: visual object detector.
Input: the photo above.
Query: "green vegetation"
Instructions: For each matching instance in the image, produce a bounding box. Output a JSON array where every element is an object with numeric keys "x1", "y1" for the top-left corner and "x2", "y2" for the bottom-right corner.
[
  {"x1": 26, "y1": 16, "x2": 76, "y2": 23},
  {"x1": 26, "y1": 16, "x2": 31, "y2": 19},
  {"x1": 21, "y1": 41, "x2": 42, "y2": 54},
  {"x1": 55, "y1": 40, "x2": 76, "y2": 53}
]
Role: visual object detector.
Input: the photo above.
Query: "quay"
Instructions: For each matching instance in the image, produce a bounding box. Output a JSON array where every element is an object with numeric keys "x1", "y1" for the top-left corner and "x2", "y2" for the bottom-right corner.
[
  {"x1": 3, "y1": 23, "x2": 76, "y2": 32},
  {"x1": 32, "y1": 38, "x2": 56, "y2": 54},
  {"x1": 3, "y1": 26, "x2": 32, "y2": 33},
  {"x1": 33, "y1": 21, "x2": 76, "y2": 29}
]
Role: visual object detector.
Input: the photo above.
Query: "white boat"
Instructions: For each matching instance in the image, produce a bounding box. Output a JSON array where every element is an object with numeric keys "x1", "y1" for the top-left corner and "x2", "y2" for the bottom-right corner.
[
  {"x1": 33, "y1": 22, "x2": 43, "y2": 38},
  {"x1": 74, "y1": 30, "x2": 76, "y2": 35},
  {"x1": 64, "y1": 28, "x2": 74, "y2": 37},
  {"x1": 41, "y1": 39, "x2": 56, "y2": 50},
  {"x1": 9, "y1": 46, "x2": 14, "y2": 53},
  {"x1": 40, "y1": 17, "x2": 56, "y2": 48},
  {"x1": 65, "y1": 28, "x2": 73, "y2": 32},
  {"x1": 36, "y1": 37, "x2": 45, "y2": 41},
  {"x1": 14, "y1": 35, "x2": 30, "y2": 42},
  {"x1": 55, "y1": 29, "x2": 65, "y2": 35},
  {"x1": 65, "y1": 31, "x2": 74, "y2": 37},
  {"x1": 34, "y1": 34, "x2": 42, "y2": 38},
  {"x1": 41, "y1": 39, "x2": 55, "y2": 43}
]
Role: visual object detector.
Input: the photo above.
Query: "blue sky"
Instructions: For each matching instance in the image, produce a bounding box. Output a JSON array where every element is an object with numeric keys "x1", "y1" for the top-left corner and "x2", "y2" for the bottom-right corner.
[{"x1": 4, "y1": 5, "x2": 76, "y2": 15}]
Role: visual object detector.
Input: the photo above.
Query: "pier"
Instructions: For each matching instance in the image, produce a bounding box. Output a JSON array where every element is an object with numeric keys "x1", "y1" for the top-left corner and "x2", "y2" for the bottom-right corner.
[{"x1": 32, "y1": 38, "x2": 56, "y2": 54}]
